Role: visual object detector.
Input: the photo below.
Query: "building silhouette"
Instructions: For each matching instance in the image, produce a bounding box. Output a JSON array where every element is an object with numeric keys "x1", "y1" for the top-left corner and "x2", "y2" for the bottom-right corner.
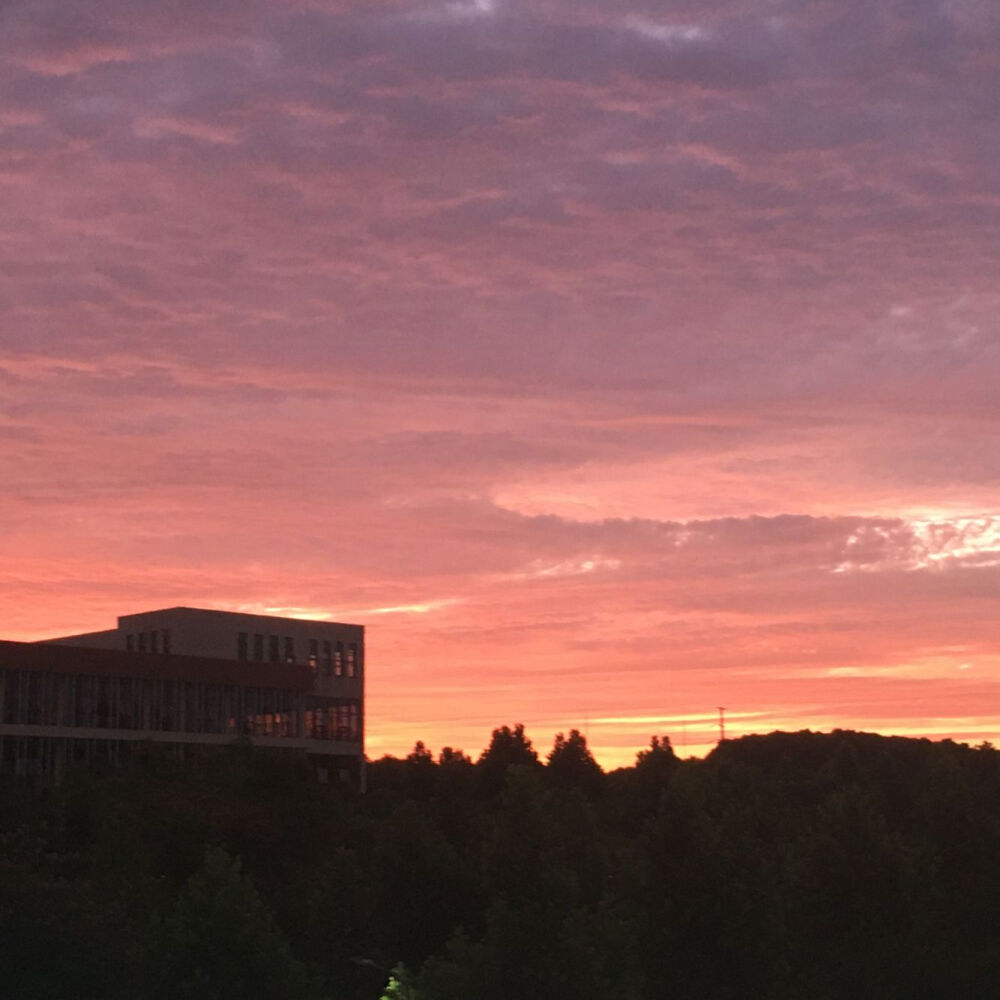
[{"x1": 0, "y1": 607, "x2": 364, "y2": 785}]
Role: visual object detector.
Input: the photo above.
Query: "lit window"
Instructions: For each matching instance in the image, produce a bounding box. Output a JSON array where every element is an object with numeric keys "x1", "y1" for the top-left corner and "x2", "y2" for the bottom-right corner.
[
  {"x1": 346, "y1": 643, "x2": 357, "y2": 678},
  {"x1": 334, "y1": 642, "x2": 343, "y2": 676},
  {"x1": 308, "y1": 639, "x2": 318, "y2": 671}
]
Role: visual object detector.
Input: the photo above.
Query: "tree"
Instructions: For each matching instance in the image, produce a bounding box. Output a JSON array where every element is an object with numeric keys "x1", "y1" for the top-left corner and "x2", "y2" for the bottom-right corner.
[
  {"x1": 379, "y1": 963, "x2": 420, "y2": 1000},
  {"x1": 546, "y1": 730, "x2": 603, "y2": 795},
  {"x1": 406, "y1": 741, "x2": 434, "y2": 764},
  {"x1": 369, "y1": 801, "x2": 473, "y2": 969},
  {"x1": 634, "y1": 734, "x2": 679, "y2": 789},
  {"x1": 149, "y1": 846, "x2": 312, "y2": 1000},
  {"x1": 476, "y1": 724, "x2": 540, "y2": 796},
  {"x1": 438, "y1": 747, "x2": 471, "y2": 767},
  {"x1": 0, "y1": 830, "x2": 120, "y2": 999}
]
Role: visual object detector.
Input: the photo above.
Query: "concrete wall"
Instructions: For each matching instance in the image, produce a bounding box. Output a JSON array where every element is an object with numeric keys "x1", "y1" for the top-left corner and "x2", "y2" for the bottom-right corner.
[
  {"x1": 39, "y1": 607, "x2": 365, "y2": 701},
  {"x1": 43, "y1": 629, "x2": 120, "y2": 650}
]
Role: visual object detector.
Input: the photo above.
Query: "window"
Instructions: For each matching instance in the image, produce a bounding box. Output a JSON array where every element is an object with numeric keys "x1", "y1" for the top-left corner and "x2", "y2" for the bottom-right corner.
[
  {"x1": 161, "y1": 681, "x2": 177, "y2": 732},
  {"x1": 126, "y1": 634, "x2": 135, "y2": 652},
  {"x1": 321, "y1": 640, "x2": 332, "y2": 676},
  {"x1": 151, "y1": 630, "x2": 160, "y2": 654},
  {"x1": 162, "y1": 629, "x2": 171, "y2": 654},
  {"x1": 137, "y1": 632, "x2": 147, "y2": 653},
  {"x1": 268, "y1": 635, "x2": 279, "y2": 663},
  {"x1": 284, "y1": 636, "x2": 295, "y2": 663},
  {"x1": 237, "y1": 632, "x2": 248, "y2": 661},
  {"x1": 334, "y1": 641, "x2": 343, "y2": 676},
  {"x1": 184, "y1": 682, "x2": 200, "y2": 733},
  {"x1": 253, "y1": 634, "x2": 264, "y2": 661},
  {"x1": 75, "y1": 676, "x2": 94, "y2": 727},
  {"x1": 347, "y1": 643, "x2": 358, "y2": 678},
  {"x1": 308, "y1": 639, "x2": 318, "y2": 671}
]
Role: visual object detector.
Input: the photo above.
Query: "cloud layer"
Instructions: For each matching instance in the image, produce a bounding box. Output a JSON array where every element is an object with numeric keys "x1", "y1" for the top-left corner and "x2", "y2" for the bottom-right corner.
[{"x1": 2, "y1": 0, "x2": 998, "y2": 763}]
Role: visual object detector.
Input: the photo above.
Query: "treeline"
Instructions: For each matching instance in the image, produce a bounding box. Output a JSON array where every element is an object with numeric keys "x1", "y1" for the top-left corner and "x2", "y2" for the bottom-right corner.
[{"x1": 3, "y1": 727, "x2": 1000, "y2": 998}]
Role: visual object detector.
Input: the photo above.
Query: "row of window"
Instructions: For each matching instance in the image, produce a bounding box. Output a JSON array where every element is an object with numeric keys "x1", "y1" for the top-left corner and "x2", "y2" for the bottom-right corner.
[
  {"x1": 1, "y1": 736, "x2": 360, "y2": 781},
  {"x1": 121, "y1": 629, "x2": 362, "y2": 680},
  {"x1": 250, "y1": 705, "x2": 361, "y2": 742},
  {"x1": 235, "y1": 632, "x2": 360, "y2": 677},
  {"x1": 126, "y1": 630, "x2": 171, "y2": 654},
  {"x1": 0, "y1": 669, "x2": 361, "y2": 742},
  {"x1": 2, "y1": 734, "x2": 126, "y2": 776}
]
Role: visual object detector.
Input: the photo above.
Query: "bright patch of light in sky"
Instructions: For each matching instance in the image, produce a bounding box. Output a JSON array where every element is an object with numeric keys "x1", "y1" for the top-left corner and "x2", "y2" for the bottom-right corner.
[
  {"x1": 908, "y1": 517, "x2": 1000, "y2": 568},
  {"x1": 514, "y1": 556, "x2": 623, "y2": 580},
  {"x1": 230, "y1": 604, "x2": 347, "y2": 622},
  {"x1": 834, "y1": 515, "x2": 1000, "y2": 573},
  {"x1": 437, "y1": 0, "x2": 495, "y2": 20},
  {"x1": 627, "y1": 18, "x2": 708, "y2": 45},
  {"x1": 361, "y1": 599, "x2": 463, "y2": 616}
]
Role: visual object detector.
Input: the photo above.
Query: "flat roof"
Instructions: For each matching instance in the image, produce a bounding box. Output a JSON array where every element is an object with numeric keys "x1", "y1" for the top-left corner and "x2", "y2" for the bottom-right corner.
[{"x1": 117, "y1": 606, "x2": 364, "y2": 631}]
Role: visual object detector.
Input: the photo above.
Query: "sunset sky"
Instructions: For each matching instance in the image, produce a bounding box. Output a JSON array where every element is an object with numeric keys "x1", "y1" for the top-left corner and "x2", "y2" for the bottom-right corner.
[{"x1": 2, "y1": 0, "x2": 998, "y2": 765}]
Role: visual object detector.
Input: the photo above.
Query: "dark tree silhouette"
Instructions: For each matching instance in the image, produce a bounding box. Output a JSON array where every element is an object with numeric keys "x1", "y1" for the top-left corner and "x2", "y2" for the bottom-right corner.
[
  {"x1": 546, "y1": 729, "x2": 603, "y2": 796},
  {"x1": 475, "y1": 723, "x2": 540, "y2": 796},
  {"x1": 149, "y1": 846, "x2": 312, "y2": 1000}
]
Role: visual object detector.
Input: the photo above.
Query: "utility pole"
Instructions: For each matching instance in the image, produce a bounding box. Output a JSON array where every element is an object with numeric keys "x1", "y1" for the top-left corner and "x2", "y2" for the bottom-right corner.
[{"x1": 718, "y1": 706, "x2": 726, "y2": 744}]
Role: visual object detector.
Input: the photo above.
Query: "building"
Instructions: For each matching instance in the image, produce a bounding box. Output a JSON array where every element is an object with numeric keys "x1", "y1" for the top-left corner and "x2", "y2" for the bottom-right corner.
[{"x1": 0, "y1": 607, "x2": 365, "y2": 785}]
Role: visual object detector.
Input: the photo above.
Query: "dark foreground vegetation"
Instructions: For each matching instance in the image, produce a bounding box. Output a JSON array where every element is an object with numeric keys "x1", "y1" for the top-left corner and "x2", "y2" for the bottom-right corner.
[{"x1": 3, "y1": 728, "x2": 1000, "y2": 999}]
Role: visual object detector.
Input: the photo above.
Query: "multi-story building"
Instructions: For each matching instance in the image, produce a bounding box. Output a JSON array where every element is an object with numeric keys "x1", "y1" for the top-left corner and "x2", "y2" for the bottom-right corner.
[{"x1": 0, "y1": 607, "x2": 365, "y2": 785}]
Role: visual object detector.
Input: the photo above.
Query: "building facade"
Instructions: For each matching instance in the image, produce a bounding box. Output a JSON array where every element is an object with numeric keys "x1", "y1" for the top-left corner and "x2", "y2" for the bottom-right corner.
[{"x1": 0, "y1": 608, "x2": 364, "y2": 785}]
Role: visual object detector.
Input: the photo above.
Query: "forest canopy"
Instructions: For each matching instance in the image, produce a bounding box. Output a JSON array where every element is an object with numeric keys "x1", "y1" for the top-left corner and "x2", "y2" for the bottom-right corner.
[{"x1": 2, "y1": 728, "x2": 999, "y2": 999}]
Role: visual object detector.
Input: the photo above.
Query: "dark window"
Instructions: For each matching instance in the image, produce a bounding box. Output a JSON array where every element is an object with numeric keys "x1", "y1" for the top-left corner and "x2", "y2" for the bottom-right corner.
[
  {"x1": 253, "y1": 634, "x2": 264, "y2": 661},
  {"x1": 137, "y1": 632, "x2": 147, "y2": 653},
  {"x1": 308, "y1": 639, "x2": 318, "y2": 671},
  {"x1": 237, "y1": 632, "x2": 248, "y2": 660},
  {"x1": 151, "y1": 630, "x2": 160, "y2": 654},
  {"x1": 284, "y1": 636, "x2": 295, "y2": 663},
  {"x1": 184, "y1": 683, "x2": 199, "y2": 733},
  {"x1": 126, "y1": 634, "x2": 135, "y2": 652},
  {"x1": 96, "y1": 676, "x2": 113, "y2": 727},
  {"x1": 161, "y1": 681, "x2": 177, "y2": 732},
  {"x1": 117, "y1": 677, "x2": 134, "y2": 729},
  {"x1": 162, "y1": 629, "x2": 171, "y2": 654},
  {"x1": 75, "y1": 675, "x2": 94, "y2": 727},
  {"x1": 268, "y1": 635, "x2": 279, "y2": 663},
  {"x1": 321, "y1": 640, "x2": 332, "y2": 676}
]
